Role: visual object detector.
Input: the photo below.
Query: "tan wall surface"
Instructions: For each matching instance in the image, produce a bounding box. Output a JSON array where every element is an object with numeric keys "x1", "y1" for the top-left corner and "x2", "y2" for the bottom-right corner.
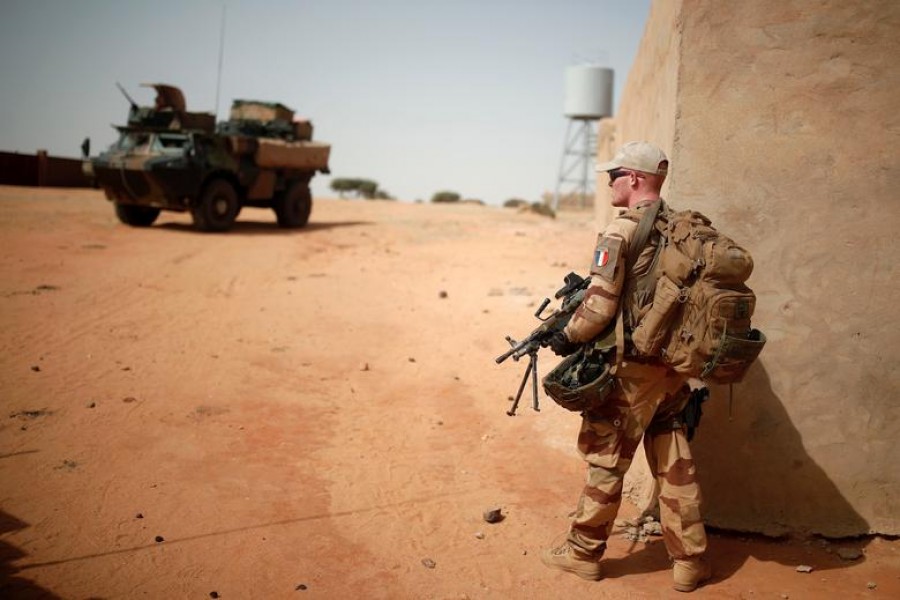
[
  {"x1": 594, "y1": 0, "x2": 683, "y2": 229},
  {"x1": 612, "y1": 0, "x2": 900, "y2": 536}
]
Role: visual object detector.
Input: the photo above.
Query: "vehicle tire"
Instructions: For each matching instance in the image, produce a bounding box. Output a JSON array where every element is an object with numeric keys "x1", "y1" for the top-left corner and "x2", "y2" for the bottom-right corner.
[
  {"x1": 192, "y1": 179, "x2": 239, "y2": 232},
  {"x1": 273, "y1": 182, "x2": 312, "y2": 228},
  {"x1": 115, "y1": 203, "x2": 160, "y2": 227}
]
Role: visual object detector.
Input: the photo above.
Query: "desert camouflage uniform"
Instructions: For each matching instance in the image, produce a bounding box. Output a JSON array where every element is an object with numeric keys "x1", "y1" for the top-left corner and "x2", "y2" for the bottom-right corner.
[{"x1": 562, "y1": 199, "x2": 708, "y2": 561}]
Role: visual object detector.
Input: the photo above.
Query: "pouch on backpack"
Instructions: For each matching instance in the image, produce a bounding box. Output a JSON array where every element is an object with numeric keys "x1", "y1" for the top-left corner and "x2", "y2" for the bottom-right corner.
[
  {"x1": 661, "y1": 281, "x2": 761, "y2": 381},
  {"x1": 703, "y1": 239, "x2": 754, "y2": 284},
  {"x1": 702, "y1": 328, "x2": 767, "y2": 383},
  {"x1": 631, "y1": 274, "x2": 683, "y2": 356}
]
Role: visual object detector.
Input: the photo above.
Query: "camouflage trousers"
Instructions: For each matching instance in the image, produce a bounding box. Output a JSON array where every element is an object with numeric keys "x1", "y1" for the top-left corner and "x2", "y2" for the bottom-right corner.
[{"x1": 566, "y1": 360, "x2": 708, "y2": 560}]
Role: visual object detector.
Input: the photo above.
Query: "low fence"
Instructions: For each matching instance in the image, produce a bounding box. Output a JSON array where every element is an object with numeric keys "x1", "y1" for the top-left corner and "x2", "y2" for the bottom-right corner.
[{"x1": 0, "y1": 151, "x2": 92, "y2": 188}]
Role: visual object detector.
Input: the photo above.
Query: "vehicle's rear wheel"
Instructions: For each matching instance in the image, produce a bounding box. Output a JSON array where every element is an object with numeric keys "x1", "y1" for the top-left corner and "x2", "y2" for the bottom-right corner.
[
  {"x1": 273, "y1": 181, "x2": 312, "y2": 228},
  {"x1": 115, "y1": 203, "x2": 160, "y2": 227},
  {"x1": 192, "y1": 179, "x2": 239, "y2": 232}
]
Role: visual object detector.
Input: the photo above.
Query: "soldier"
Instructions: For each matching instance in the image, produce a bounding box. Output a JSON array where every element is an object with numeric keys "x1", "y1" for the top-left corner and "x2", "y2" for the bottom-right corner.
[{"x1": 541, "y1": 141, "x2": 711, "y2": 592}]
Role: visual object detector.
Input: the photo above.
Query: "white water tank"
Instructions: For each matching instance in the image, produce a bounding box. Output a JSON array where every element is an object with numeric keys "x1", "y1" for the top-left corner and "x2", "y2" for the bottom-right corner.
[{"x1": 564, "y1": 65, "x2": 613, "y2": 119}]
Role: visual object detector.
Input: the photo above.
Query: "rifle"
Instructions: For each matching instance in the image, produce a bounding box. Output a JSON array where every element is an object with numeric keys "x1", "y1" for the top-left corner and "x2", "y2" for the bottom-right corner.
[{"x1": 496, "y1": 272, "x2": 590, "y2": 416}]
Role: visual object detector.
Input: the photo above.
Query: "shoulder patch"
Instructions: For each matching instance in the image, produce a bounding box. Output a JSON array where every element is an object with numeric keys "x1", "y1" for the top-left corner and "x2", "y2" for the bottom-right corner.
[{"x1": 590, "y1": 236, "x2": 622, "y2": 280}]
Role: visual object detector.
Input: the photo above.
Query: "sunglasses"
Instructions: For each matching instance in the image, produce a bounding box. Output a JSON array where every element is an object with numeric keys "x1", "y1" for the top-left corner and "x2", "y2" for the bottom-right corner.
[{"x1": 607, "y1": 169, "x2": 631, "y2": 186}]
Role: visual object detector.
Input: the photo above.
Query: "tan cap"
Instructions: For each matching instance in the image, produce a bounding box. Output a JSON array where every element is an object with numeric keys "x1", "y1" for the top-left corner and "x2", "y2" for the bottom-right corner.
[{"x1": 596, "y1": 141, "x2": 668, "y2": 175}]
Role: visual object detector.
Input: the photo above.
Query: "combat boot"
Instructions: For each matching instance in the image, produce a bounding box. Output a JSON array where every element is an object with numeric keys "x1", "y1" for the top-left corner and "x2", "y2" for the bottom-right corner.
[
  {"x1": 540, "y1": 542, "x2": 603, "y2": 581},
  {"x1": 672, "y1": 557, "x2": 711, "y2": 592}
]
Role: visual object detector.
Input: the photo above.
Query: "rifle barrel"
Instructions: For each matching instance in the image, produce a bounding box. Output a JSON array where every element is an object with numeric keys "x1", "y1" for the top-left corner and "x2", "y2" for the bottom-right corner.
[
  {"x1": 116, "y1": 81, "x2": 139, "y2": 110},
  {"x1": 495, "y1": 349, "x2": 514, "y2": 364}
]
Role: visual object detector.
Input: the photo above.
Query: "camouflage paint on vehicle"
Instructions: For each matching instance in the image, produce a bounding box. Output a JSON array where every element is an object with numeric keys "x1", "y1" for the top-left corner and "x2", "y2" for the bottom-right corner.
[{"x1": 87, "y1": 83, "x2": 330, "y2": 232}]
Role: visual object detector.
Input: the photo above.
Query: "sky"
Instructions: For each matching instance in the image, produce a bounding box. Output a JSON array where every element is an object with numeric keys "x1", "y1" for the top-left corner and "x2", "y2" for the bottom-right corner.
[{"x1": 0, "y1": 0, "x2": 651, "y2": 205}]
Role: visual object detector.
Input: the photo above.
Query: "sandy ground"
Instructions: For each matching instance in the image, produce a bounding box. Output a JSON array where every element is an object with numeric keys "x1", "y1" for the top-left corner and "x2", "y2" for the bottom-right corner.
[{"x1": 1, "y1": 185, "x2": 897, "y2": 599}]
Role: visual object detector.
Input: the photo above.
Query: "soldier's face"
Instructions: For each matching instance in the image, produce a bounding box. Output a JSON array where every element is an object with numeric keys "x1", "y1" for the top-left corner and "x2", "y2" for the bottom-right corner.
[{"x1": 609, "y1": 171, "x2": 631, "y2": 207}]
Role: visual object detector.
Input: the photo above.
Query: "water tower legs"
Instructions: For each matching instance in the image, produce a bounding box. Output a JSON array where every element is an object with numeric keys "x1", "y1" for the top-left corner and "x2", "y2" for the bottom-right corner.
[{"x1": 552, "y1": 119, "x2": 598, "y2": 211}]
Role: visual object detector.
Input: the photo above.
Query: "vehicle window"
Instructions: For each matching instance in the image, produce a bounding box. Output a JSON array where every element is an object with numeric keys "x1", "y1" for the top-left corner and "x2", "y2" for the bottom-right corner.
[
  {"x1": 157, "y1": 134, "x2": 189, "y2": 150},
  {"x1": 116, "y1": 132, "x2": 150, "y2": 152}
]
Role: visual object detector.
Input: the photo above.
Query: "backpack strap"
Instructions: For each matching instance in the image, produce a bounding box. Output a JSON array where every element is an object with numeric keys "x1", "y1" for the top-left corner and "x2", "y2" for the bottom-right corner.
[
  {"x1": 614, "y1": 200, "x2": 662, "y2": 367},
  {"x1": 628, "y1": 200, "x2": 662, "y2": 266}
]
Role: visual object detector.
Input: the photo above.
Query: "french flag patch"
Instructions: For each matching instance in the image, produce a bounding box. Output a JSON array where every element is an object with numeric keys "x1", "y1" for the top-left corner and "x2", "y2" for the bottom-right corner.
[{"x1": 595, "y1": 247, "x2": 610, "y2": 268}]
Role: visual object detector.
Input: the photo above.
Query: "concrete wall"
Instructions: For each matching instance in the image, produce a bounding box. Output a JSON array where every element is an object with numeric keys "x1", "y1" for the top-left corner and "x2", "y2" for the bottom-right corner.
[
  {"x1": 608, "y1": 0, "x2": 900, "y2": 536},
  {"x1": 594, "y1": 0, "x2": 683, "y2": 227}
]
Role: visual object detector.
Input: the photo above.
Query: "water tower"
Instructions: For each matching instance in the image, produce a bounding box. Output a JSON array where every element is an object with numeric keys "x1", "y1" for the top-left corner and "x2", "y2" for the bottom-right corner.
[{"x1": 553, "y1": 65, "x2": 614, "y2": 211}]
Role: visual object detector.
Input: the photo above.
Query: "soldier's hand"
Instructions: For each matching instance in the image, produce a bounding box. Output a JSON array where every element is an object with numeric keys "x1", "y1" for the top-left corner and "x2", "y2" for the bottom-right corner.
[{"x1": 548, "y1": 331, "x2": 579, "y2": 356}]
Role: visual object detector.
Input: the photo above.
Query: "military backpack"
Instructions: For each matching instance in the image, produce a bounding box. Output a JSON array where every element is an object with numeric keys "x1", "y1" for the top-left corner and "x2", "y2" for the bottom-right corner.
[{"x1": 627, "y1": 203, "x2": 766, "y2": 384}]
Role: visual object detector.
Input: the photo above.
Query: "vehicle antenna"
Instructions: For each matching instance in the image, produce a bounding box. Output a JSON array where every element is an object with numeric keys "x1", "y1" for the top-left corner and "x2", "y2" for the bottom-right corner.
[{"x1": 215, "y1": 3, "x2": 227, "y2": 120}]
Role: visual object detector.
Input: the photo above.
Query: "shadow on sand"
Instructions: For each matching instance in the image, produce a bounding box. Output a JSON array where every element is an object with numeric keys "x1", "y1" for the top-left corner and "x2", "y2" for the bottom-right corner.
[
  {"x1": 0, "y1": 509, "x2": 62, "y2": 599},
  {"x1": 596, "y1": 526, "x2": 873, "y2": 586},
  {"x1": 155, "y1": 219, "x2": 372, "y2": 236}
]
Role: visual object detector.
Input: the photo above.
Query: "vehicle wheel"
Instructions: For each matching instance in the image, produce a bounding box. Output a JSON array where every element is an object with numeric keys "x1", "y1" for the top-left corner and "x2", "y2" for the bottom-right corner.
[
  {"x1": 192, "y1": 179, "x2": 239, "y2": 232},
  {"x1": 115, "y1": 203, "x2": 160, "y2": 227},
  {"x1": 273, "y1": 182, "x2": 312, "y2": 228}
]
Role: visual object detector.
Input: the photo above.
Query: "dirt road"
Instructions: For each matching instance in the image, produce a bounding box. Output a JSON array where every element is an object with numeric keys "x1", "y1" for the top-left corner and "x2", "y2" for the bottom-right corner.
[{"x1": 1, "y1": 187, "x2": 897, "y2": 599}]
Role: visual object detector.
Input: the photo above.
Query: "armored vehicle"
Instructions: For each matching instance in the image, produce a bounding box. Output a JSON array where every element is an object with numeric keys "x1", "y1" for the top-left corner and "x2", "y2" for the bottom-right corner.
[{"x1": 87, "y1": 83, "x2": 330, "y2": 232}]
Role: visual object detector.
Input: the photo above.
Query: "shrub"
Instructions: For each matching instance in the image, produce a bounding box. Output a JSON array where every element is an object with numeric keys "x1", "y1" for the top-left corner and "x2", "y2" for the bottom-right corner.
[
  {"x1": 431, "y1": 191, "x2": 461, "y2": 203},
  {"x1": 503, "y1": 198, "x2": 528, "y2": 209},
  {"x1": 330, "y1": 177, "x2": 398, "y2": 200},
  {"x1": 358, "y1": 180, "x2": 378, "y2": 199},
  {"x1": 329, "y1": 178, "x2": 357, "y2": 197},
  {"x1": 528, "y1": 202, "x2": 556, "y2": 218}
]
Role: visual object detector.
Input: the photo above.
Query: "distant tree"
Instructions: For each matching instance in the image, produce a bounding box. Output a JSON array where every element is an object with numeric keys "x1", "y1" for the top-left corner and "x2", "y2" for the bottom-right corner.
[
  {"x1": 431, "y1": 190, "x2": 461, "y2": 203},
  {"x1": 503, "y1": 197, "x2": 529, "y2": 208},
  {"x1": 330, "y1": 178, "x2": 356, "y2": 198},
  {"x1": 330, "y1": 178, "x2": 380, "y2": 199},
  {"x1": 358, "y1": 180, "x2": 378, "y2": 199}
]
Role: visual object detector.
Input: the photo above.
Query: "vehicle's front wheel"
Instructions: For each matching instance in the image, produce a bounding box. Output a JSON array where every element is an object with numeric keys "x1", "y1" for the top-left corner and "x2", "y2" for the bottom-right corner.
[
  {"x1": 115, "y1": 203, "x2": 160, "y2": 227},
  {"x1": 273, "y1": 181, "x2": 312, "y2": 228},
  {"x1": 192, "y1": 179, "x2": 239, "y2": 232}
]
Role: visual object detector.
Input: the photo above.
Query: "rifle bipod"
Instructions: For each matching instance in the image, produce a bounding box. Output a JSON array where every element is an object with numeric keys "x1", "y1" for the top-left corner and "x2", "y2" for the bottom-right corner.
[{"x1": 507, "y1": 348, "x2": 540, "y2": 416}]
